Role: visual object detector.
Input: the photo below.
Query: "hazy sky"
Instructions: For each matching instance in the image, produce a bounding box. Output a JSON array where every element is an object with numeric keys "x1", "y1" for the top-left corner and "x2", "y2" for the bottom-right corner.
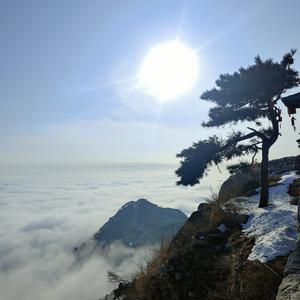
[{"x1": 1, "y1": 0, "x2": 300, "y2": 165}]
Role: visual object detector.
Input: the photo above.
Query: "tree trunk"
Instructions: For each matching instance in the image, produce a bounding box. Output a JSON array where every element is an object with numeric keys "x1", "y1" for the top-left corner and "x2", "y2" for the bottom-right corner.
[{"x1": 259, "y1": 144, "x2": 270, "y2": 207}]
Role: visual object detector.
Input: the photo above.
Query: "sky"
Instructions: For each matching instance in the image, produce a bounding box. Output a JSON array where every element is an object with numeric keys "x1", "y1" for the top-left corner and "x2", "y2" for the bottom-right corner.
[{"x1": 1, "y1": 0, "x2": 300, "y2": 165}]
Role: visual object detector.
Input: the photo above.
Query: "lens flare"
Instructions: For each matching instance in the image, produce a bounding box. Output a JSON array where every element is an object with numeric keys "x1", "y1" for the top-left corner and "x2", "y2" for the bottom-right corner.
[{"x1": 139, "y1": 40, "x2": 199, "y2": 101}]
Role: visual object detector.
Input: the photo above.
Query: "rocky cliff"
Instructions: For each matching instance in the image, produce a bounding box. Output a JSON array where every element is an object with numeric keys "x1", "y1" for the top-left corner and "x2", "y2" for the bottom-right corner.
[
  {"x1": 102, "y1": 156, "x2": 300, "y2": 300},
  {"x1": 276, "y1": 199, "x2": 300, "y2": 299},
  {"x1": 109, "y1": 199, "x2": 287, "y2": 299}
]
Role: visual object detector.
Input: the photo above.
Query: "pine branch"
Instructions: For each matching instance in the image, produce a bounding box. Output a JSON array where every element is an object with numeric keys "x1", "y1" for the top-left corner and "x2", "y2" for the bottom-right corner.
[
  {"x1": 176, "y1": 50, "x2": 300, "y2": 187},
  {"x1": 221, "y1": 131, "x2": 264, "y2": 151}
]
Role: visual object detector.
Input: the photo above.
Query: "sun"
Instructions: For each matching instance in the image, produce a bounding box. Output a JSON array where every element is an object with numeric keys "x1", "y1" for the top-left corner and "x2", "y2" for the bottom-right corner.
[{"x1": 138, "y1": 40, "x2": 199, "y2": 101}]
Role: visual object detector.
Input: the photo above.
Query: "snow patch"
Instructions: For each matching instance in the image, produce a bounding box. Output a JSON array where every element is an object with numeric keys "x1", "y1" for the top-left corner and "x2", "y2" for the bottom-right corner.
[
  {"x1": 217, "y1": 224, "x2": 227, "y2": 233},
  {"x1": 239, "y1": 171, "x2": 299, "y2": 263}
]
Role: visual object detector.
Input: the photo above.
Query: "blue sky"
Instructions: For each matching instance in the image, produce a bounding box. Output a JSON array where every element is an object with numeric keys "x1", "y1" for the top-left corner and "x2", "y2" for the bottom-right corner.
[{"x1": 1, "y1": 0, "x2": 300, "y2": 164}]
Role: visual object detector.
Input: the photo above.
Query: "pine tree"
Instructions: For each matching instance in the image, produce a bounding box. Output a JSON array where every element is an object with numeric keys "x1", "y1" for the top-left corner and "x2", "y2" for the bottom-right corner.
[{"x1": 176, "y1": 50, "x2": 300, "y2": 207}]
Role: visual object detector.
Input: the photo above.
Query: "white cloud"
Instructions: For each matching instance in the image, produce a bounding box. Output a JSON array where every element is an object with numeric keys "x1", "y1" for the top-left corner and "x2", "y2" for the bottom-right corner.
[{"x1": 0, "y1": 164, "x2": 227, "y2": 300}]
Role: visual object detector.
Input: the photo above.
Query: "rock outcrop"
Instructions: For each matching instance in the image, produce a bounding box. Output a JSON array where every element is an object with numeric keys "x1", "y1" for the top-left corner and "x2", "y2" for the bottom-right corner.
[
  {"x1": 219, "y1": 155, "x2": 300, "y2": 203},
  {"x1": 102, "y1": 156, "x2": 300, "y2": 300},
  {"x1": 277, "y1": 274, "x2": 300, "y2": 299},
  {"x1": 277, "y1": 204, "x2": 300, "y2": 299},
  {"x1": 284, "y1": 239, "x2": 300, "y2": 276},
  {"x1": 288, "y1": 178, "x2": 300, "y2": 197},
  {"x1": 168, "y1": 202, "x2": 210, "y2": 255},
  {"x1": 270, "y1": 156, "x2": 300, "y2": 175},
  {"x1": 111, "y1": 200, "x2": 286, "y2": 300},
  {"x1": 218, "y1": 166, "x2": 260, "y2": 202}
]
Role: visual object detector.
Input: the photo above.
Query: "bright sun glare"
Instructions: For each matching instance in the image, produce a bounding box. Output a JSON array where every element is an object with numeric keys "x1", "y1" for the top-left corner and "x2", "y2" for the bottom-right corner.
[{"x1": 139, "y1": 40, "x2": 199, "y2": 101}]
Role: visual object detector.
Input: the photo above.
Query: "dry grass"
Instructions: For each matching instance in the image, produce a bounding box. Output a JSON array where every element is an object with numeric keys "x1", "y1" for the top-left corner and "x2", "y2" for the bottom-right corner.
[
  {"x1": 109, "y1": 192, "x2": 286, "y2": 300},
  {"x1": 237, "y1": 258, "x2": 286, "y2": 300},
  {"x1": 223, "y1": 229, "x2": 286, "y2": 300},
  {"x1": 268, "y1": 175, "x2": 282, "y2": 187},
  {"x1": 107, "y1": 271, "x2": 129, "y2": 285},
  {"x1": 202, "y1": 192, "x2": 240, "y2": 232},
  {"x1": 127, "y1": 242, "x2": 170, "y2": 299},
  {"x1": 109, "y1": 241, "x2": 171, "y2": 300}
]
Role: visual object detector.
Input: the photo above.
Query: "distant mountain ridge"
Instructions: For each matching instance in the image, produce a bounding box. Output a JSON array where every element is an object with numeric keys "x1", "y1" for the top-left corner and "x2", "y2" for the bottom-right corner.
[
  {"x1": 75, "y1": 198, "x2": 187, "y2": 255},
  {"x1": 94, "y1": 198, "x2": 187, "y2": 247}
]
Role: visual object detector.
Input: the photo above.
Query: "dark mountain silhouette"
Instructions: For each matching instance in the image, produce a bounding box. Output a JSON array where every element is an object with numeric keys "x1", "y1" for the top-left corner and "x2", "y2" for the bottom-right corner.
[{"x1": 94, "y1": 198, "x2": 187, "y2": 247}]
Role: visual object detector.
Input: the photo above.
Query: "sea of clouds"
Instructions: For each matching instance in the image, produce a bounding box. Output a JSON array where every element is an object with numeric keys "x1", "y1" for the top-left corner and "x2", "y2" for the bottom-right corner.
[{"x1": 0, "y1": 164, "x2": 226, "y2": 300}]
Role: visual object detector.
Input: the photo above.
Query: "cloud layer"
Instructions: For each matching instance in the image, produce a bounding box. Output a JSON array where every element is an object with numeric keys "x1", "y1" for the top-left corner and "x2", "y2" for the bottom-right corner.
[{"x1": 0, "y1": 164, "x2": 227, "y2": 300}]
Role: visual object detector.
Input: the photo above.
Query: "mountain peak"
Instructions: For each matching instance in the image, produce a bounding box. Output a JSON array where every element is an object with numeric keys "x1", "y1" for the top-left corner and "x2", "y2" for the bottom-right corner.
[
  {"x1": 136, "y1": 198, "x2": 153, "y2": 205},
  {"x1": 93, "y1": 199, "x2": 187, "y2": 248}
]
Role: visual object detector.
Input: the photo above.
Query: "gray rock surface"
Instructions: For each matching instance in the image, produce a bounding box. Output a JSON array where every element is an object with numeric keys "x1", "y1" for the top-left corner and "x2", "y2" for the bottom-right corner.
[
  {"x1": 219, "y1": 155, "x2": 300, "y2": 203},
  {"x1": 298, "y1": 201, "x2": 300, "y2": 224},
  {"x1": 276, "y1": 274, "x2": 300, "y2": 300},
  {"x1": 218, "y1": 168, "x2": 260, "y2": 203},
  {"x1": 277, "y1": 182, "x2": 300, "y2": 300},
  {"x1": 290, "y1": 197, "x2": 300, "y2": 206},
  {"x1": 288, "y1": 178, "x2": 300, "y2": 197},
  {"x1": 270, "y1": 156, "x2": 300, "y2": 175},
  {"x1": 285, "y1": 239, "x2": 300, "y2": 276}
]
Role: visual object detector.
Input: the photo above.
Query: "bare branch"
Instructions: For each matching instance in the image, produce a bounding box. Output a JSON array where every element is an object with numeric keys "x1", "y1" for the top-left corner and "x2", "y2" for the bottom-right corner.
[
  {"x1": 250, "y1": 148, "x2": 258, "y2": 165},
  {"x1": 246, "y1": 127, "x2": 267, "y2": 140},
  {"x1": 107, "y1": 271, "x2": 129, "y2": 285}
]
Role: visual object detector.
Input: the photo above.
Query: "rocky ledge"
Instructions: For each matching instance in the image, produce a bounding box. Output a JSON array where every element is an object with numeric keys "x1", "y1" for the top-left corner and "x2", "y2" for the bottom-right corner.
[
  {"x1": 219, "y1": 155, "x2": 300, "y2": 203},
  {"x1": 276, "y1": 201, "x2": 300, "y2": 300},
  {"x1": 102, "y1": 156, "x2": 300, "y2": 300}
]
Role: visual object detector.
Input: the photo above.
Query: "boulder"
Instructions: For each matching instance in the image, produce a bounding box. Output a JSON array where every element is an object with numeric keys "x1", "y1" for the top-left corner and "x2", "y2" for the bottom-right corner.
[
  {"x1": 219, "y1": 155, "x2": 300, "y2": 203},
  {"x1": 218, "y1": 168, "x2": 260, "y2": 203},
  {"x1": 288, "y1": 179, "x2": 300, "y2": 197},
  {"x1": 284, "y1": 239, "x2": 300, "y2": 275},
  {"x1": 269, "y1": 156, "x2": 300, "y2": 175},
  {"x1": 197, "y1": 202, "x2": 209, "y2": 213},
  {"x1": 169, "y1": 206, "x2": 209, "y2": 255},
  {"x1": 278, "y1": 182, "x2": 300, "y2": 299},
  {"x1": 276, "y1": 274, "x2": 300, "y2": 300},
  {"x1": 298, "y1": 201, "x2": 300, "y2": 224},
  {"x1": 290, "y1": 197, "x2": 300, "y2": 206}
]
